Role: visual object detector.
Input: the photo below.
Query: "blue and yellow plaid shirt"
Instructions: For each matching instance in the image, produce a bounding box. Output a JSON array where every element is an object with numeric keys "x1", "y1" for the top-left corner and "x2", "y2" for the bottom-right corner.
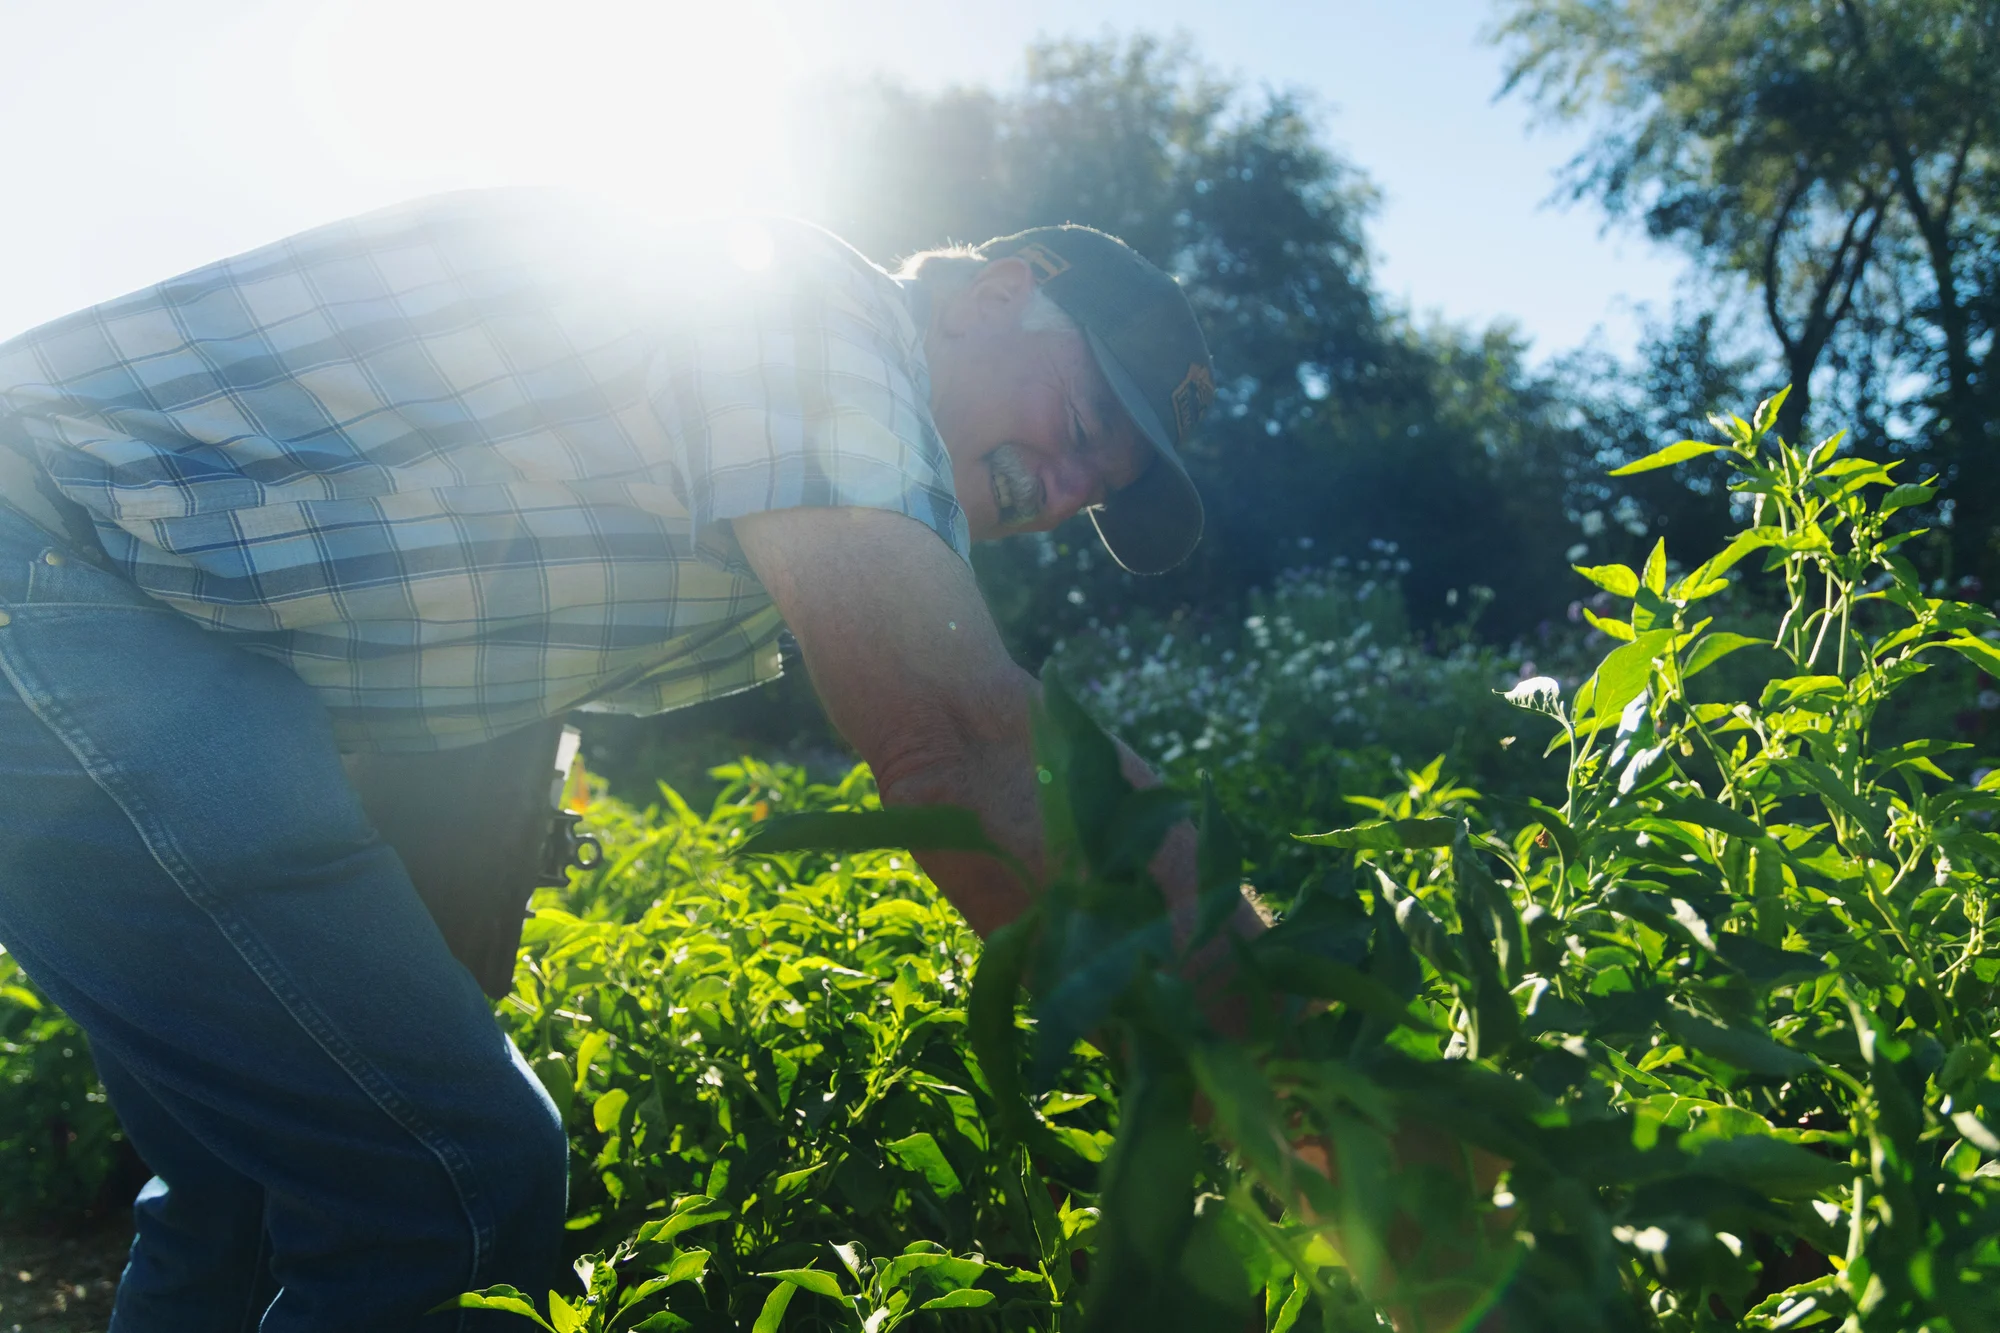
[{"x1": 0, "y1": 190, "x2": 968, "y2": 751}]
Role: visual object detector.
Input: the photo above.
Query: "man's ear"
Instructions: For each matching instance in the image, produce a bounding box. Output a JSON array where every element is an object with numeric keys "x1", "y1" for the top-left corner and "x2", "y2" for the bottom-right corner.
[{"x1": 939, "y1": 256, "x2": 1036, "y2": 336}]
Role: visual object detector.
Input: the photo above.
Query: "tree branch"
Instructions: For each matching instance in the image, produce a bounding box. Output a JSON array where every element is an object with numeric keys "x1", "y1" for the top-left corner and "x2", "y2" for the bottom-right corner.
[
  {"x1": 1762, "y1": 169, "x2": 1811, "y2": 358},
  {"x1": 1806, "y1": 189, "x2": 1886, "y2": 352},
  {"x1": 1826, "y1": 195, "x2": 1887, "y2": 336}
]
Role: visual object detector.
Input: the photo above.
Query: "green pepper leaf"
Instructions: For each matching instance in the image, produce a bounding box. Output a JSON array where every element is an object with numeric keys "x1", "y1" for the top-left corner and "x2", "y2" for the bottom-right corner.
[
  {"x1": 736, "y1": 807, "x2": 1003, "y2": 860},
  {"x1": 1573, "y1": 563, "x2": 1639, "y2": 597},
  {"x1": 1664, "y1": 1008, "x2": 1819, "y2": 1078},
  {"x1": 966, "y1": 908, "x2": 1045, "y2": 1151},
  {"x1": 1609, "y1": 440, "x2": 1724, "y2": 475},
  {"x1": 1680, "y1": 632, "x2": 1766, "y2": 680},
  {"x1": 629, "y1": 1313, "x2": 694, "y2": 1333},
  {"x1": 1751, "y1": 387, "x2": 1789, "y2": 438},
  {"x1": 1654, "y1": 795, "x2": 1765, "y2": 842},
  {"x1": 759, "y1": 1268, "x2": 848, "y2": 1301},
  {"x1": 885, "y1": 1131, "x2": 965, "y2": 1200},
  {"x1": 1192, "y1": 771, "x2": 1246, "y2": 953},
  {"x1": 1038, "y1": 663, "x2": 1131, "y2": 876},
  {"x1": 750, "y1": 1283, "x2": 796, "y2": 1333},
  {"x1": 1247, "y1": 948, "x2": 1438, "y2": 1030},
  {"x1": 1941, "y1": 634, "x2": 2000, "y2": 679},
  {"x1": 1711, "y1": 935, "x2": 1827, "y2": 987},
  {"x1": 1293, "y1": 817, "x2": 1458, "y2": 849},
  {"x1": 1881, "y1": 482, "x2": 1935, "y2": 515},
  {"x1": 433, "y1": 1289, "x2": 557, "y2": 1332}
]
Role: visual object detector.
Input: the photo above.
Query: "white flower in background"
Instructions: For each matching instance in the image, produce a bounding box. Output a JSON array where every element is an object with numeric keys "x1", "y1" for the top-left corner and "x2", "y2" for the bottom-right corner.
[
  {"x1": 1614, "y1": 1225, "x2": 1670, "y2": 1255},
  {"x1": 1054, "y1": 555, "x2": 1549, "y2": 780}
]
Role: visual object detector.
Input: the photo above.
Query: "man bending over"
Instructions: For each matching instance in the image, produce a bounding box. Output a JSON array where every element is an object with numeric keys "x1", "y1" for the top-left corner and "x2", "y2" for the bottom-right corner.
[{"x1": 0, "y1": 191, "x2": 1236, "y2": 1330}]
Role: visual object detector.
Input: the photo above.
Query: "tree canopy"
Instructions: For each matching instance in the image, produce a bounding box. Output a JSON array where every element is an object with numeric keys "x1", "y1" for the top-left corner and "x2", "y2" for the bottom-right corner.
[{"x1": 1495, "y1": 0, "x2": 1999, "y2": 587}]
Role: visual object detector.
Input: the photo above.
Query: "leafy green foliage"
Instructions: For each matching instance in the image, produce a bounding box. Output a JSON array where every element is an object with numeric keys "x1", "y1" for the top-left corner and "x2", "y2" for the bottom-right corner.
[
  {"x1": 0, "y1": 952, "x2": 126, "y2": 1224},
  {"x1": 470, "y1": 761, "x2": 1116, "y2": 1331},
  {"x1": 979, "y1": 395, "x2": 1999, "y2": 1331},
  {"x1": 533, "y1": 394, "x2": 2000, "y2": 1333},
  {"x1": 9, "y1": 392, "x2": 2000, "y2": 1332}
]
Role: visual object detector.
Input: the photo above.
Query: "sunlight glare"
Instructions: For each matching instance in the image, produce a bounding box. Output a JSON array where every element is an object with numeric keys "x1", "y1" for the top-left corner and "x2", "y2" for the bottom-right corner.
[
  {"x1": 726, "y1": 221, "x2": 776, "y2": 271},
  {"x1": 292, "y1": 0, "x2": 801, "y2": 217}
]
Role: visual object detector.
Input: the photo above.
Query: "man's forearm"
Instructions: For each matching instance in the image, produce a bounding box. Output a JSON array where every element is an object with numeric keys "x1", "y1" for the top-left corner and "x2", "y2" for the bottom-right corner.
[{"x1": 865, "y1": 665, "x2": 1042, "y2": 940}]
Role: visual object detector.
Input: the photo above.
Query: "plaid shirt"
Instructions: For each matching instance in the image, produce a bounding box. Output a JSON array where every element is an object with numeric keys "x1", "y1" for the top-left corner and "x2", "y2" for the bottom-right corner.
[{"x1": 0, "y1": 190, "x2": 968, "y2": 751}]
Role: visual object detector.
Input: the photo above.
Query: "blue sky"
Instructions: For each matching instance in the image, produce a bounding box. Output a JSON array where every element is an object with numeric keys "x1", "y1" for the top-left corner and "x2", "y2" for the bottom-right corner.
[{"x1": 0, "y1": 0, "x2": 1688, "y2": 359}]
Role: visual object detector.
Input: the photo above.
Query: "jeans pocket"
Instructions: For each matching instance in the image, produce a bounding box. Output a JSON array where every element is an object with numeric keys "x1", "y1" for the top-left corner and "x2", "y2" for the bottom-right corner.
[
  {"x1": 24, "y1": 546, "x2": 159, "y2": 609},
  {"x1": 0, "y1": 509, "x2": 162, "y2": 614}
]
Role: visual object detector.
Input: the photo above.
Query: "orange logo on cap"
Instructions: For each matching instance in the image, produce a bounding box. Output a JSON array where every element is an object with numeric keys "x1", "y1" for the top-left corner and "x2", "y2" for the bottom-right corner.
[
  {"x1": 1013, "y1": 242, "x2": 1071, "y2": 284},
  {"x1": 1171, "y1": 361, "x2": 1215, "y2": 440}
]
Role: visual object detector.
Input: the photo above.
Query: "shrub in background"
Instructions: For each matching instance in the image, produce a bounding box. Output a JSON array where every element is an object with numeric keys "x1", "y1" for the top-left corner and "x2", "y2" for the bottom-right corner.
[{"x1": 1052, "y1": 547, "x2": 1577, "y2": 897}]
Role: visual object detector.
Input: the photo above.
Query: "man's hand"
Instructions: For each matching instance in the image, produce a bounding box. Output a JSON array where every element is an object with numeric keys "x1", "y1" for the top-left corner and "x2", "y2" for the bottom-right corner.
[{"x1": 1285, "y1": 1131, "x2": 1513, "y2": 1333}]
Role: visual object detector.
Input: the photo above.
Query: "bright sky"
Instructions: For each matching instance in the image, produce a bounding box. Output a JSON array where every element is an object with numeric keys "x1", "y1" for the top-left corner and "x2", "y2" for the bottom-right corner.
[{"x1": 0, "y1": 0, "x2": 1686, "y2": 359}]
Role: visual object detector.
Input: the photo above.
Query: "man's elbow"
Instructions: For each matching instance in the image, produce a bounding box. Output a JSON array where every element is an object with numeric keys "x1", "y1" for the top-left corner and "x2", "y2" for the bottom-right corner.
[
  {"x1": 871, "y1": 722, "x2": 972, "y2": 810},
  {"x1": 865, "y1": 670, "x2": 1035, "y2": 810}
]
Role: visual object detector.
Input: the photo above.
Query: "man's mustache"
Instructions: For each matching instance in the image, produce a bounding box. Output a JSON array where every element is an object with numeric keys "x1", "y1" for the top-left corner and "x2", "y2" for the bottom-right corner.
[{"x1": 989, "y1": 444, "x2": 1044, "y2": 527}]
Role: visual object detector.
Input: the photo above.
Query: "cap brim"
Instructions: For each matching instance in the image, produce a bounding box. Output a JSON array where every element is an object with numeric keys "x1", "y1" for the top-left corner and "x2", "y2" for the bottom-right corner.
[{"x1": 1083, "y1": 327, "x2": 1204, "y2": 574}]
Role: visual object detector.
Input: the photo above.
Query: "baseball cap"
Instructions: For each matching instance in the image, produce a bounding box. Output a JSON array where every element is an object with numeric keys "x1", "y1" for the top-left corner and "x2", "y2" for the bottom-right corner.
[{"x1": 976, "y1": 225, "x2": 1214, "y2": 575}]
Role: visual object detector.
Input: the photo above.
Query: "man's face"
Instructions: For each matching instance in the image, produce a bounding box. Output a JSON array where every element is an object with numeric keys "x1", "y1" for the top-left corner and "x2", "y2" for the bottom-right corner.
[{"x1": 923, "y1": 258, "x2": 1152, "y2": 543}]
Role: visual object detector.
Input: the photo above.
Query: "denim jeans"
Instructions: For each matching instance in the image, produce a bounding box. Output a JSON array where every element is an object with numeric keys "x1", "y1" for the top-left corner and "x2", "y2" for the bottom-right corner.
[{"x1": 0, "y1": 501, "x2": 568, "y2": 1331}]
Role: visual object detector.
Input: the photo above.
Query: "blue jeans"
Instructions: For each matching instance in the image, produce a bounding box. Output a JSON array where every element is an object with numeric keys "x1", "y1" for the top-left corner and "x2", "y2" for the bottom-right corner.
[{"x1": 0, "y1": 501, "x2": 567, "y2": 1331}]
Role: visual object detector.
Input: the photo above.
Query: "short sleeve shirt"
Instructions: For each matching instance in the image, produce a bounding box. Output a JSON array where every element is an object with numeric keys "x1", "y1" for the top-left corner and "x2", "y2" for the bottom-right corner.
[{"x1": 0, "y1": 189, "x2": 969, "y2": 751}]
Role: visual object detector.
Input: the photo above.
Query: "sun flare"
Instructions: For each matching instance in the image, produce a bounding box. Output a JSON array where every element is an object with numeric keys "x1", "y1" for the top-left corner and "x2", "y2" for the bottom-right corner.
[{"x1": 292, "y1": 0, "x2": 801, "y2": 217}]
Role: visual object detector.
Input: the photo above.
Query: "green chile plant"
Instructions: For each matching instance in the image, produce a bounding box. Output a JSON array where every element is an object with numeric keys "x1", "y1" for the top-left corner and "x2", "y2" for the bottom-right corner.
[
  {"x1": 461, "y1": 759, "x2": 1119, "y2": 1332},
  {"x1": 717, "y1": 393, "x2": 2000, "y2": 1331},
  {"x1": 468, "y1": 392, "x2": 2000, "y2": 1332}
]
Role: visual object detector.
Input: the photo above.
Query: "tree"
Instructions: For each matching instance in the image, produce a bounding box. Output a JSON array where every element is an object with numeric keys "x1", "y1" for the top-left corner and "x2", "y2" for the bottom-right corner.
[
  {"x1": 1494, "y1": 0, "x2": 1999, "y2": 585},
  {"x1": 1554, "y1": 306, "x2": 1763, "y2": 579}
]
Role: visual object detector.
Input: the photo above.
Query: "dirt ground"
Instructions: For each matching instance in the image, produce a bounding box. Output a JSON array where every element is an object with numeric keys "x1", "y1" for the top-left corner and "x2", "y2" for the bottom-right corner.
[{"x1": 0, "y1": 1225, "x2": 128, "y2": 1333}]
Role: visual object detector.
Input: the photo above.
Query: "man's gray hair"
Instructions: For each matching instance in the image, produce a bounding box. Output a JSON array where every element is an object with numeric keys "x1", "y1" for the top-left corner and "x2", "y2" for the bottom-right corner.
[{"x1": 896, "y1": 246, "x2": 1079, "y2": 335}]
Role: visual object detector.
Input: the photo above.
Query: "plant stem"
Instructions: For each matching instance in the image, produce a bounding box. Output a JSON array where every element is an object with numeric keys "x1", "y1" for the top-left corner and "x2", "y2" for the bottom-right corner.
[
  {"x1": 1837, "y1": 587, "x2": 1853, "y2": 679},
  {"x1": 1807, "y1": 574, "x2": 1836, "y2": 669}
]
